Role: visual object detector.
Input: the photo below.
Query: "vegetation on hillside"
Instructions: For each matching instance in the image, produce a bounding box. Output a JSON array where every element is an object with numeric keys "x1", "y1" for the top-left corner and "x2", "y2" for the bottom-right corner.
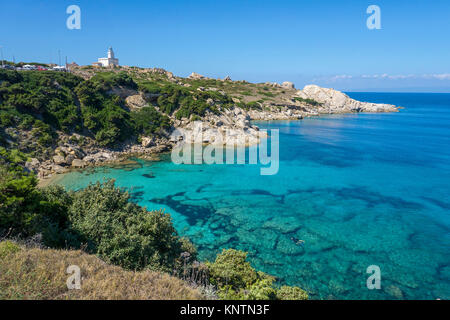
[
  {"x1": 0, "y1": 147, "x2": 308, "y2": 300},
  {"x1": 0, "y1": 69, "x2": 258, "y2": 154},
  {"x1": 0, "y1": 70, "x2": 171, "y2": 151},
  {"x1": 207, "y1": 249, "x2": 307, "y2": 300},
  {"x1": 293, "y1": 97, "x2": 323, "y2": 107}
]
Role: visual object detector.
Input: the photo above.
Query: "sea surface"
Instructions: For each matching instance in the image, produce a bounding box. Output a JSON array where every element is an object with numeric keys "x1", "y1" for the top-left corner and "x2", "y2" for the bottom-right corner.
[{"x1": 57, "y1": 93, "x2": 450, "y2": 299}]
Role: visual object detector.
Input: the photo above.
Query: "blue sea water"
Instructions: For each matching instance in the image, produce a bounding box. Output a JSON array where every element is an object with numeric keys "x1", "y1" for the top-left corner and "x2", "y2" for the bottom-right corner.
[{"x1": 57, "y1": 93, "x2": 450, "y2": 300}]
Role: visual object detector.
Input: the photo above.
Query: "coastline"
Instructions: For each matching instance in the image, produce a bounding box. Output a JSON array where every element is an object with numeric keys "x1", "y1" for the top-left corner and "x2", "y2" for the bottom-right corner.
[
  {"x1": 37, "y1": 108, "x2": 400, "y2": 186},
  {"x1": 37, "y1": 154, "x2": 163, "y2": 187},
  {"x1": 37, "y1": 171, "x2": 66, "y2": 188},
  {"x1": 25, "y1": 72, "x2": 398, "y2": 184}
]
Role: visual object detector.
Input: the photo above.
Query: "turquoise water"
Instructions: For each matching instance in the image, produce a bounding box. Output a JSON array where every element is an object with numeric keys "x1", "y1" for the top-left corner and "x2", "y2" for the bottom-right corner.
[{"x1": 58, "y1": 93, "x2": 450, "y2": 300}]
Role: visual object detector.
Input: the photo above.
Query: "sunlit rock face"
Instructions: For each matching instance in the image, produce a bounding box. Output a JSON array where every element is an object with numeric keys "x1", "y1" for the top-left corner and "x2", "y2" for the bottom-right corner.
[{"x1": 296, "y1": 85, "x2": 398, "y2": 113}]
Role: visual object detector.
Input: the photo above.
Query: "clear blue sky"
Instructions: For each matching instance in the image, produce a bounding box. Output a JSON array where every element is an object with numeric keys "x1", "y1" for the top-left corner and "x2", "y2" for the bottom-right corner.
[{"x1": 1, "y1": 0, "x2": 450, "y2": 92}]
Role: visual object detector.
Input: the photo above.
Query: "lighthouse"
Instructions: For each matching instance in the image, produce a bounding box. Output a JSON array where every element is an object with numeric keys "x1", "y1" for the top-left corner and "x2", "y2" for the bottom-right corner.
[
  {"x1": 96, "y1": 47, "x2": 119, "y2": 67},
  {"x1": 108, "y1": 47, "x2": 114, "y2": 59}
]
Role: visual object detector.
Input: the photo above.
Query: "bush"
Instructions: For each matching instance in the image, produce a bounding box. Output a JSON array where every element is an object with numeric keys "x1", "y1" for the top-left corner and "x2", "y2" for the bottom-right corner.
[
  {"x1": 293, "y1": 97, "x2": 323, "y2": 107},
  {"x1": 0, "y1": 148, "x2": 78, "y2": 246},
  {"x1": 0, "y1": 147, "x2": 40, "y2": 237},
  {"x1": 207, "y1": 249, "x2": 308, "y2": 300},
  {"x1": 67, "y1": 180, "x2": 195, "y2": 271},
  {"x1": 208, "y1": 249, "x2": 259, "y2": 289},
  {"x1": 207, "y1": 249, "x2": 277, "y2": 300},
  {"x1": 75, "y1": 78, "x2": 134, "y2": 147},
  {"x1": 131, "y1": 106, "x2": 171, "y2": 136},
  {"x1": 0, "y1": 69, "x2": 83, "y2": 132},
  {"x1": 0, "y1": 240, "x2": 20, "y2": 259},
  {"x1": 276, "y1": 285, "x2": 308, "y2": 300}
]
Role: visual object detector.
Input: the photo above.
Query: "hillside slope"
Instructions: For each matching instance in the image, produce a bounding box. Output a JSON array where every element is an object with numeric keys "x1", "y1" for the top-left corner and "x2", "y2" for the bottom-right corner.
[
  {"x1": 0, "y1": 241, "x2": 204, "y2": 300},
  {"x1": 0, "y1": 66, "x2": 397, "y2": 180}
]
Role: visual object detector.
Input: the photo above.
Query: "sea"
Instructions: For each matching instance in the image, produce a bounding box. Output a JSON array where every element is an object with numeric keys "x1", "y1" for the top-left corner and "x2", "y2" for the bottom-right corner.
[{"x1": 57, "y1": 92, "x2": 450, "y2": 300}]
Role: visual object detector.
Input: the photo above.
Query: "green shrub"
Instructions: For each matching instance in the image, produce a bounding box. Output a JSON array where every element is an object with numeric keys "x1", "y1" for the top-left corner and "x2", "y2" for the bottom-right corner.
[
  {"x1": 208, "y1": 249, "x2": 259, "y2": 289},
  {"x1": 0, "y1": 147, "x2": 40, "y2": 237},
  {"x1": 0, "y1": 148, "x2": 78, "y2": 245},
  {"x1": 276, "y1": 285, "x2": 308, "y2": 300},
  {"x1": 0, "y1": 240, "x2": 21, "y2": 259},
  {"x1": 293, "y1": 97, "x2": 323, "y2": 107},
  {"x1": 207, "y1": 249, "x2": 278, "y2": 300},
  {"x1": 237, "y1": 101, "x2": 262, "y2": 111},
  {"x1": 0, "y1": 69, "x2": 83, "y2": 132},
  {"x1": 131, "y1": 106, "x2": 171, "y2": 136},
  {"x1": 75, "y1": 78, "x2": 134, "y2": 146},
  {"x1": 67, "y1": 180, "x2": 195, "y2": 271},
  {"x1": 138, "y1": 81, "x2": 163, "y2": 94},
  {"x1": 207, "y1": 249, "x2": 308, "y2": 300}
]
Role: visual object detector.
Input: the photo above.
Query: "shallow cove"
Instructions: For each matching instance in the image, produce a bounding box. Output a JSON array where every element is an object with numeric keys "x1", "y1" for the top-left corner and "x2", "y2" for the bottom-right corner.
[{"x1": 56, "y1": 92, "x2": 450, "y2": 300}]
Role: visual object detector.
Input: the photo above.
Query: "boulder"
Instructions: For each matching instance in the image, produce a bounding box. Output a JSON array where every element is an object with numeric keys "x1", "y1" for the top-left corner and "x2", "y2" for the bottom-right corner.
[
  {"x1": 188, "y1": 72, "x2": 206, "y2": 80},
  {"x1": 141, "y1": 136, "x2": 155, "y2": 148},
  {"x1": 71, "y1": 159, "x2": 86, "y2": 168},
  {"x1": 82, "y1": 155, "x2": 96, "y2": 163},
  {"x1": 51, "y1": 164, "x2": 67, "y2": 174},
  {"x1": 281, "y1": 81, "x2": 295, "y2": 89},
  {"x1": 126, "y1": 94, "x2": 147, "y2": 109},
  {"x1": 25, "y1": 158, "x2": 40, "y2": 172},
  {"x1": 65, "y1": 154, "x2": 75, "y2": 165},
  {"x1": 53, "y1": 155, "x2": 66, "y2": 165}
]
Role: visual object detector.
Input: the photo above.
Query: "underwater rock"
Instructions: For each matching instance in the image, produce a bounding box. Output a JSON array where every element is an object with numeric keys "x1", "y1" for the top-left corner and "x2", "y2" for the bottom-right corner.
[
  {"x1": 236, "y1": 228, "x2": 279, "y2": 251},
  {"x1": 385, "y1": 285, "x2": 404, "y2": 299},
  {"x1": 262, "y1": 216, "x2": 302, "y2": 234},
  {"x1": 276, "y1": 235, "x2": 305, "y2": 256}
]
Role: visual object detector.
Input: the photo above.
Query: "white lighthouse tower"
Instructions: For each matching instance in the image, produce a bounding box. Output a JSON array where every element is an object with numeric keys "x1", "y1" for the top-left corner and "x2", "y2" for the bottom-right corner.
[
  {"x1": 97, "y1": 47, "x2": 119, "y2": 67},
  {"x1": 108, "y1": 47, "x2": 114, "y2": 59}
]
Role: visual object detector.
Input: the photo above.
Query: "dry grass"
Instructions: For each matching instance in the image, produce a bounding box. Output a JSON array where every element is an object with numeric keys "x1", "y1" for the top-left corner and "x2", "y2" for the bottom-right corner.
[{"x1": 0, "y1": 241, "x2": 204, "y2": 300}]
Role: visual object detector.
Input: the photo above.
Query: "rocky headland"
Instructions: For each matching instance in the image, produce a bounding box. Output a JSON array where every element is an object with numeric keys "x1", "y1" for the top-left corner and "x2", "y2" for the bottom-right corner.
[{"x1": 6, "y1": 67, "x2": 397, "y2": 181}]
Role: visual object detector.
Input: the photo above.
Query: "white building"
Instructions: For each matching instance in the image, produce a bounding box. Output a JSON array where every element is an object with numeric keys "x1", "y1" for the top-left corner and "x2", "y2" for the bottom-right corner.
[{"x1": 96, "y1": 47, "x2": 119, "y2": 67}]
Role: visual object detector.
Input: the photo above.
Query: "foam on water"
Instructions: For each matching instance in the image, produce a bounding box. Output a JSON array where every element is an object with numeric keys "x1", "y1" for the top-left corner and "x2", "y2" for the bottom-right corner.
[{"x1": 57, "y1": 93, "x2": 450, "y2": 299}]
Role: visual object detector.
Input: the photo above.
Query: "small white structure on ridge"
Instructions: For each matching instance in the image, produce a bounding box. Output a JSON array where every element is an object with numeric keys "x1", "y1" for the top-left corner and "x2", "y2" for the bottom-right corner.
[{"x1": 96, "y1": 47, "x2": 119, "y2": 67}]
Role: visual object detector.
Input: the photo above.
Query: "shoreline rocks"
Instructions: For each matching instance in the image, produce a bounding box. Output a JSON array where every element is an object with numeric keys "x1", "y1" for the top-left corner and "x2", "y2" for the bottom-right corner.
[{"x1": 295, "y1": 85, "x2": 398, "y2": 113}]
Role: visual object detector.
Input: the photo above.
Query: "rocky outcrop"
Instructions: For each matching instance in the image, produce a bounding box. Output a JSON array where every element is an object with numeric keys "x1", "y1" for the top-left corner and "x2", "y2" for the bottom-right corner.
[
  {"x1": 296, "y1": 85, "x2": 398, "y2": 113},
  {"x1": 25, "y1": 158, "x2": 40, "y2": 173},
  {"x1": 264, "y1": 82, "x2": 282, "y2": 88},
  {"x1": 171, "y1": 107, "x2": 266, "y2": 147},
  {"x1": 141, "y1": 136, "x2": 156, "y2": 148},
  {"x1": 247, "y1": 107, "x2": 303, "y2": 120},
  {"x1": 52, "y1": 155, "x2": 66, "y2": 165},
  {"x1": 71, "y1": 159, "x2": 87, "y2": 168},
  {"x1": 125, "y1": 94, "x2": 147, "y2": 109},
  {"x1": 188, "y1": 72, "x2": 207, "y2": 80},
  {"x1": 281, "y1": 81, "x2": 295, "y2": 89}
]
